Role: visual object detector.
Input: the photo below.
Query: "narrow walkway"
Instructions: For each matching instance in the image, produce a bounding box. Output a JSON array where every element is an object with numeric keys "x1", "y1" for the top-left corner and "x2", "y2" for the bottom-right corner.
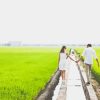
[
  {"x1": 66, "y1": 61, "x2": 86, "y2": 100},
  {"x1": 52, "y1": 58, "x2": 86, "y2": 100}
]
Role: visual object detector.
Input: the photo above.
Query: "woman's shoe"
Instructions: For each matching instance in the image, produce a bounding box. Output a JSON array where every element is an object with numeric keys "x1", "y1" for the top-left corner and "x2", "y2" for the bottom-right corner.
[{"x1": 86, "y1": 82, "x2": 90, "y2": 86}]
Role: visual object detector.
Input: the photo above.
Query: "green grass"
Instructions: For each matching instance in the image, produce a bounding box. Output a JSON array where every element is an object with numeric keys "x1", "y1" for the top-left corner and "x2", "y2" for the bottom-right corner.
[
  {"x1": 75, "y1": 47, "x2": 100, "y2": 83},
  {"x1": 92, "y1": 48, "x2": 100, "y2": 83},
  {"x1": 0, "y1": 47, "x2": 59, "y2": 100}
]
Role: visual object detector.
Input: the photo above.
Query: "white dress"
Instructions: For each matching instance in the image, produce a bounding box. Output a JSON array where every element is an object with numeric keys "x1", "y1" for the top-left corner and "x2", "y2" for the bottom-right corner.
[{"x1": 59, "y1": 53, "x2": 70, "y2": 70}]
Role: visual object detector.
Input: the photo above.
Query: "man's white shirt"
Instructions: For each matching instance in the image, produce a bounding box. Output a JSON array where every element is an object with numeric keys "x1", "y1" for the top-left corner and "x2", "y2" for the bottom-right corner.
[{"x1": 82, "y1": 47, "x2": 97, "y2": 64}]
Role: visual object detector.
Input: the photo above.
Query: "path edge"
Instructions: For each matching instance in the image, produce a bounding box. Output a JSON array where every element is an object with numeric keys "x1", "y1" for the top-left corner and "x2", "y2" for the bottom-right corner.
[{"x1": 35, "y1": 69, "x2": 60, "y2": 100}]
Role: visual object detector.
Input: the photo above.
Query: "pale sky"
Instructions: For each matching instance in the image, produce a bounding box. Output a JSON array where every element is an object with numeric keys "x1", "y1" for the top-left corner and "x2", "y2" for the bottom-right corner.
[{"x1": 0, "y1": 0, "x2": 100, "y2": 44}]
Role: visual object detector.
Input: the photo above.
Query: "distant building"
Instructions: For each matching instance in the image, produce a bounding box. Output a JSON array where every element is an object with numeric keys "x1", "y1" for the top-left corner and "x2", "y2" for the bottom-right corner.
[{"x1": 7, "y1": 41, "x2": 22, "y2": 46}]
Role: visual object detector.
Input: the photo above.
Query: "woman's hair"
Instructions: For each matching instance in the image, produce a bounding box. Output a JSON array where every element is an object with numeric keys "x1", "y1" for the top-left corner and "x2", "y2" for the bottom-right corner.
[
  {"x1": 87, "y1": 44, "x2": 92, "y2": 47},
  {"x1": 60, "y1": 46, "x2": 66, "y2": 53}
]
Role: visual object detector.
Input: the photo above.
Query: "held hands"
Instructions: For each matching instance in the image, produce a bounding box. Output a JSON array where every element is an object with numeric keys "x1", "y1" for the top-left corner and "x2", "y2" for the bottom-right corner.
[
  {"x1": 71, "y1": 59, "x2": 80, "y2": 64},
  {"x1": 75, "y1": 60, "x2": 79, "y2": 63},
  {"x1": 75, "y1": 59, "x2": 81, "y2": 63}
]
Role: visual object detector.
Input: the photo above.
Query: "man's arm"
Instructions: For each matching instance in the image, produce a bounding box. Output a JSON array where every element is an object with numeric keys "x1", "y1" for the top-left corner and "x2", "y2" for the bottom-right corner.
[
  {"x1": 93, "y1": 50, "x2": 99, "y2": 67},
  {"x1": 58, "y1": 53, "x2": 60, "y2": 65},
  {"x1": 96, "y1": 58, "x2": 99, "y2": 67}
]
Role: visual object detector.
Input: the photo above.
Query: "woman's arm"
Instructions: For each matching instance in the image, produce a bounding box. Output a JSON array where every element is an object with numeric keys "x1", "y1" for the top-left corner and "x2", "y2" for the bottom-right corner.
[
  {"x1": 66, "y1": 53, "x2": 76, "y2": 62},
  {"x1": 69, "y1": 56, "x2": 76, "y2": 62}
]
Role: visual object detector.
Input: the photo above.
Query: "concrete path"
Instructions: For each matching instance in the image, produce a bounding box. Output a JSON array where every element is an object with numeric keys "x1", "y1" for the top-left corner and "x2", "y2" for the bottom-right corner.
[
  {"x1": 66, "y1": 61, "x2": 86, "y2": 100},
  {"x1": 52, "y1": 58, "x2": 86, "y2": 100}
]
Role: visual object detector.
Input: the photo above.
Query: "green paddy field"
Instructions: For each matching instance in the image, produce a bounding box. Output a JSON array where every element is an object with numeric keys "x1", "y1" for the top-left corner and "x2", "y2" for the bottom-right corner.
[
  {"x1": 0, "y1": 47, "x2": 59, "y2": 100},
  {"x1": 0, "y1": 46, "x2": 100, "y2": 100}
]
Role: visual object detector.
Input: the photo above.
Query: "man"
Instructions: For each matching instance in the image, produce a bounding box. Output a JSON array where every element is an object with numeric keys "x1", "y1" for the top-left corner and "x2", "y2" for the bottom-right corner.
[{"x1": 82, "y1": 44, "x2": 99, "y2": 85}]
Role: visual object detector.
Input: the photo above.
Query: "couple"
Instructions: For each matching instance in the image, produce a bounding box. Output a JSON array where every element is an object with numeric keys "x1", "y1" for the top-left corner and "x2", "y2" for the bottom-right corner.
[{"x1": 58, "y1": 44, "x2": 99, "y2": 85}]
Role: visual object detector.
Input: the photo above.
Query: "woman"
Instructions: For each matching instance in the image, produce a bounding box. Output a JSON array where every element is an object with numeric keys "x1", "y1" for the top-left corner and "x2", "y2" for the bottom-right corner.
[{"x1": 58, "y1": 46, "x2": 69, "y2": 84}]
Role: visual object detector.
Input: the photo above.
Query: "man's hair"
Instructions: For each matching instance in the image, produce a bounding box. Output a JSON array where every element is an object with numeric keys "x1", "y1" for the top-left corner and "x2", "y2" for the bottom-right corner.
[{"x1": 87, "y1": 44, "x2": 92, "y2": 47}]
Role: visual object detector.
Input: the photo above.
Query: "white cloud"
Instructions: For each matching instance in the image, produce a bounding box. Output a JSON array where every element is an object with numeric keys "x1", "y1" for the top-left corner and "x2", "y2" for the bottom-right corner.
[{"x1": 0, "y1": 0, "x2": 100, "y2": 44}]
